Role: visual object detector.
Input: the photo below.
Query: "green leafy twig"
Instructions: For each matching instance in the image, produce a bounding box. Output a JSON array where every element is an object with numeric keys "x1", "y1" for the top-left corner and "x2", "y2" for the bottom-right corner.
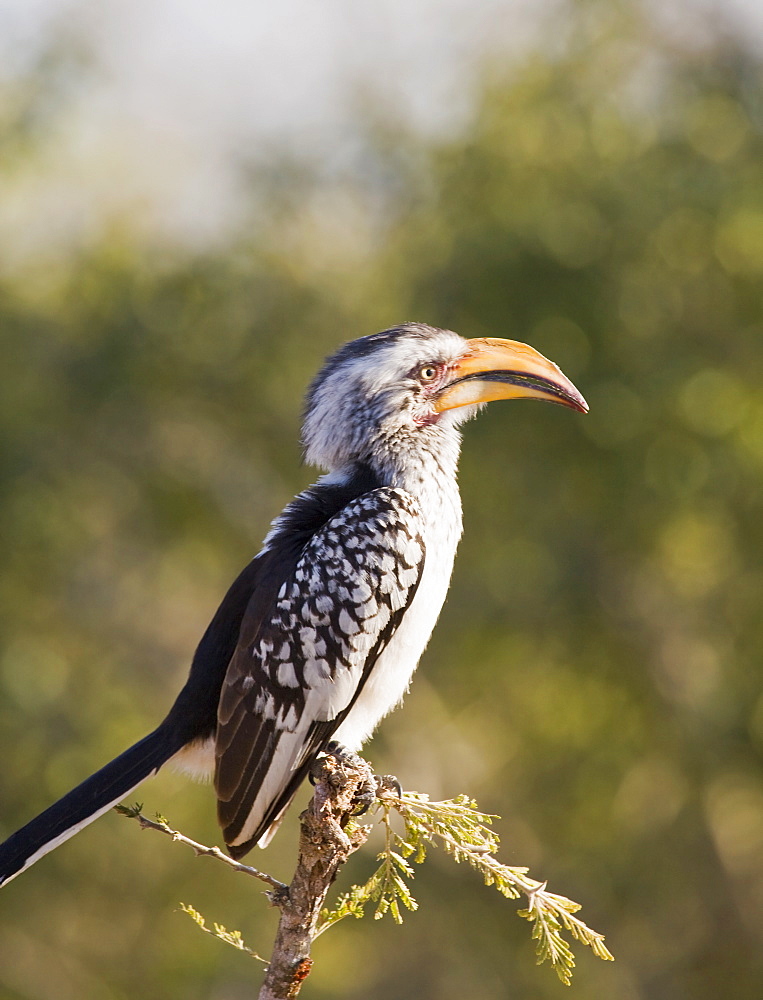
[
  {"x1": 317, "y1": 790, "x2": 614, "y2": 985},
  {"x1": 315, "y1": 805, "x2": 417, "y2": 936},
  {"x1": 179, "y1": 903, "x2": 267, "y2": 962}
]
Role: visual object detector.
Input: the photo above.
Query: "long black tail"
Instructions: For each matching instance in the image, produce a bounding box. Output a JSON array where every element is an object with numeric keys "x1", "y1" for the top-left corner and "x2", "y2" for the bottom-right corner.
[{"x1": 0, "y1": 724, "x2": 184, "y2": 887}]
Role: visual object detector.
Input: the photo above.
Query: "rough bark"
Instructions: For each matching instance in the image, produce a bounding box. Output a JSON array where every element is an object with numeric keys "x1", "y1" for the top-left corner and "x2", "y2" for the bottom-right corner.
[{"x1": 257, "y1": 749, "x2": 374, "y2": 1000}]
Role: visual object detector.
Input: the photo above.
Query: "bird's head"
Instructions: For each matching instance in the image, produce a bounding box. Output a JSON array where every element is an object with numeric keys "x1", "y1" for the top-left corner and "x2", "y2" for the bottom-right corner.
[{"x1": 303, "y1": 323, "x2": 587, "y2": 474}]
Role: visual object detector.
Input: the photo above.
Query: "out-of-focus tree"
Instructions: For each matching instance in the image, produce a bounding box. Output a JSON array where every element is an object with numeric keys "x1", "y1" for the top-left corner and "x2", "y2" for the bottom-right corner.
[{"x1": 1, "y1": 3, "x2": 763, "y2": 998}]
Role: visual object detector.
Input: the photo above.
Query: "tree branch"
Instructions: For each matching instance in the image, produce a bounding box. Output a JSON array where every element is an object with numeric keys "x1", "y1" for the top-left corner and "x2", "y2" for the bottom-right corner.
[
  {"x1": 119, "y1": 749, "x2": 376, "y2": 999},
  {"x1": 118, "y1": 758, "x2": 612, "y2": 993},
  {"x1": 115, "y1": 804, "x2": 287, "y2": 892},
  {"x1": 257, "y1": 748, "x2": 374, "y2": 1000}
]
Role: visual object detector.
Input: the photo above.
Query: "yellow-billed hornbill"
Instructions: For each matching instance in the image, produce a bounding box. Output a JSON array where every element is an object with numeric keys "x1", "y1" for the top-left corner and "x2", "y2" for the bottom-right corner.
[{"x1": 0, "y1": 323, "x2": 586, "y2": 886}]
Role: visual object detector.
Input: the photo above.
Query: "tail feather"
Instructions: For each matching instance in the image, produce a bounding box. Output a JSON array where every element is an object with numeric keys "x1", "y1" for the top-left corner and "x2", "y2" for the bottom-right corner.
[{"x1": 0, "y1": 725, "x2": 182, "y2": 887}]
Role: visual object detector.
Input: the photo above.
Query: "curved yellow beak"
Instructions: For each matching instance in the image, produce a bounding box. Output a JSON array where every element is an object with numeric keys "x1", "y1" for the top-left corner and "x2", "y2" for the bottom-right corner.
[{"x1": 433, "y1": 337, "x2": 588, "y2": 414}]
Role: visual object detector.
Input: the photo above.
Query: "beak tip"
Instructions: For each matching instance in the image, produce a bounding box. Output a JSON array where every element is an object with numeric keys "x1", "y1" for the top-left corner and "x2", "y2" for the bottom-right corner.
[{"x1": 558, "y1": 383, "x2": 588, "y2": 414}]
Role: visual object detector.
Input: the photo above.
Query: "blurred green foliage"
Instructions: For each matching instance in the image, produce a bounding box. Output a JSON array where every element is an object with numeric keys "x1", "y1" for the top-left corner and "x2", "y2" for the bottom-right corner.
[{"x1": 2, "y1": 6, "x2": 763, "y2": 999}]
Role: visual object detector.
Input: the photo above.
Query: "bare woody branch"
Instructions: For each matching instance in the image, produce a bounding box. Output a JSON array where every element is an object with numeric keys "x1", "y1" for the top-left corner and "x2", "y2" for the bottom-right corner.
[
  {"x1": 117, "y1": 747, "x2": 375, "y2": 1000},
  {"x1": 115, "y1": 804, "x2": 287, "y2": 892},
  {"x1": 257, "y1": 749, "x2": 375, "y2": 1000}
]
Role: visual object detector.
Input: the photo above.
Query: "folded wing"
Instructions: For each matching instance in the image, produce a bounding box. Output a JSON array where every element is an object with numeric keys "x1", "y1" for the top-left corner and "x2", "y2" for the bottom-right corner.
[{"x1": 215, "y1": 487, "x2": 425, "y2": 857}]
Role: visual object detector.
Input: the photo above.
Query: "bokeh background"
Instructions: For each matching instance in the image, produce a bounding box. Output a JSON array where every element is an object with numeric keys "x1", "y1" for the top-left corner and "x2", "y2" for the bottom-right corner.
[{"x1": 2, "y1": 0, "x2": 763, "y2": 997}]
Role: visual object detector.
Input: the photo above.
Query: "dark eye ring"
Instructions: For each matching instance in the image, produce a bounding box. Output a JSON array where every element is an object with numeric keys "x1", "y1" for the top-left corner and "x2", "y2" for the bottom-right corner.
[{"x1": 418, "y1": 364, "x2": 439, "y2": 383}]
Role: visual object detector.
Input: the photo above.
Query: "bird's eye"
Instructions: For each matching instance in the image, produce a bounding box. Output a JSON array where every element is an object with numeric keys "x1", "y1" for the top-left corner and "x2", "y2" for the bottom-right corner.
[{"x1": 418, "y1": 364, "x2": 439, "y2": 383}]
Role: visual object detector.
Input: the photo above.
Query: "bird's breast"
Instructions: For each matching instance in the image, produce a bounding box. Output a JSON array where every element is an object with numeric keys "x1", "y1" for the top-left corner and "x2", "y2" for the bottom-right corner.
[{"x1": 332, "y1": 485, "x2": 463, "y2": 750}]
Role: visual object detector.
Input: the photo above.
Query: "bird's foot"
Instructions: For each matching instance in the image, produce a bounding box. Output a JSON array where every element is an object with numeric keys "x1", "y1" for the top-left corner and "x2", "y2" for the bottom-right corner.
[
  {"x1": 353, "y1": 773, "x2": 403, "y2": 814},
  {"x1": 309, "y1": 742, "x2": 402, "y2": 814},
  {"x1": 374, "y1": 774, "x2": 403, "y2": 800},
  {"x1": 322, "y1": 742, "x2": 377, "y2": 812},
  {"x1": 308, "y1": 741, "x2": 364, "y2": 785},
  {"x1": 324, "y1": 740, "x2": 365, "y2": 769}
]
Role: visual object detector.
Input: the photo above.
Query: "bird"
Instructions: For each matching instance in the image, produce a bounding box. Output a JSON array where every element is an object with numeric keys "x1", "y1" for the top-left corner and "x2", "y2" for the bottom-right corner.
[{"x1": 0, "y1": 323, "x2": 587, "y2": 887}]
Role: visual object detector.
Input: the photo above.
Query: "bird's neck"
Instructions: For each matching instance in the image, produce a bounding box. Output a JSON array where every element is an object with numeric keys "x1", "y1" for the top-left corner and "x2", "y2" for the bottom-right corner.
[
  {"x1": 364, "y1": 425, "x2": 464, "y2": 532},
  {"x1": 387, "y1": 433, "x2": 459, "y2": 487}
]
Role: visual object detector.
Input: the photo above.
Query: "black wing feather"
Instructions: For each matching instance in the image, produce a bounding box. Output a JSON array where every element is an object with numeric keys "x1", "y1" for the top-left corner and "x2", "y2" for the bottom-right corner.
[{"x1": 215, "y1": 487, "x2": 426, "y2": 854}]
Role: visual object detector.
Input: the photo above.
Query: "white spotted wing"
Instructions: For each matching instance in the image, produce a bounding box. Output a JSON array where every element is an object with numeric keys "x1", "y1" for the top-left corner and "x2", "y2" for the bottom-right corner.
[{"x1": 215, "y1": 488, "x2": 425, "y2": 855}]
